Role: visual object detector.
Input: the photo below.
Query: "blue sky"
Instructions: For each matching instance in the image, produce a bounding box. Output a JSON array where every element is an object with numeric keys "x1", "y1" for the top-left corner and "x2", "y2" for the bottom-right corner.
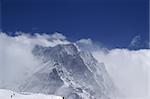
[{"x1": 1, "y1": 0, "x2": 149, "y2": 49}]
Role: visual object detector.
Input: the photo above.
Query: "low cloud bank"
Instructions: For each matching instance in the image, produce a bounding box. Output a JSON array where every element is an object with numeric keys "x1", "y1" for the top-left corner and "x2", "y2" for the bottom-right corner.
[
  {"x1": 93, "y1": 49, "x2": 150, "y2": 98},
  {"x1": 0, "y1": 32, "x2": 149, "y2": 99},
  {"x1": 78, "y1": 35, "x2": 150, "y2": 98},
  {"x1": 0, "y1": 32, "x2": 70, "y2": 89}
]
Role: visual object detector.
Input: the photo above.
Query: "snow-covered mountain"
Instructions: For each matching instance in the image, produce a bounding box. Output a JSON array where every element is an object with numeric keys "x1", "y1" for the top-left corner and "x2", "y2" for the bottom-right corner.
[
  {"x1": 18, "y1": 44, "x2": 116, "y2": 99},
  {"x1": 0, "y1": 89, "x2": 62, "y2": 99}
]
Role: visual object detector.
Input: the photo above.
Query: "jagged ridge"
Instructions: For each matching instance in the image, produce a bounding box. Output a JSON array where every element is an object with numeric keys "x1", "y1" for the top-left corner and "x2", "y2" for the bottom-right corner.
[{"x1": 19, "y1": 44, "x2": 115, "y2": 99}]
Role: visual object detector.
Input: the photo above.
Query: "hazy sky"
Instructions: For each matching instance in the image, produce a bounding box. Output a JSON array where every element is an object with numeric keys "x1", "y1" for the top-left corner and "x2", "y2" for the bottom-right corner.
[{"x1": 1, "y1": 0, "x2": 149, "y2": 48}]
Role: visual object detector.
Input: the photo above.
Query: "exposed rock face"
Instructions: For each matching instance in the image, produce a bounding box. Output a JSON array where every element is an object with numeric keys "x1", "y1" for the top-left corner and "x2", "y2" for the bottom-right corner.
[{"x1": 19, "y1": 44, "x2": 115, "y2": 99}]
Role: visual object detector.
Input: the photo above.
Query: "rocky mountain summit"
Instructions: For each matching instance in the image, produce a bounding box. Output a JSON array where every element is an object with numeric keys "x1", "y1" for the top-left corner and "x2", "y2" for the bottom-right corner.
[{"x1": 19, "y1": 44, "x2": 115, "y2": 99}]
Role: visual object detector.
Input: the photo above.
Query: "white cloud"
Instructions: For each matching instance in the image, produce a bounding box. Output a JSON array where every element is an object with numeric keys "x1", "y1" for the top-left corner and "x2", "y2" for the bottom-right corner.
[
  {"x1": 0, "y1": 33, "x2": 39, "y2": 89},
  {"x1": 34, "y1": 33, "x2": 70, "y2": 47},
  {"x1": 50, "y1": 32, "x2": 66, "y2": 40},
  {"x1": 76, "y1": 38, "x2": 93, "y2": 45},
  {"x1": 76, "y1": 38, "x2": 105, "y2": 51},
  {"x1": 92, "y1": 49, "x2": 150, "y2": 99},
  {"x1": 0, "y1": 32, "x2": 70, "y2": 89},
  {"x1": 0, "y1": 32, "x2": 149, "y2": 99}
]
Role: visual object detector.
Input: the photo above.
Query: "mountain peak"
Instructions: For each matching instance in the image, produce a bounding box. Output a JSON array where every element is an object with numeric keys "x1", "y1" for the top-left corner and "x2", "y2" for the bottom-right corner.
[
  {"x1": 20, "y1": 43, "x2": 115, "y2": 99},
  {"x1": 33, "y1": 44, "x2": 79, "y2": 58}
]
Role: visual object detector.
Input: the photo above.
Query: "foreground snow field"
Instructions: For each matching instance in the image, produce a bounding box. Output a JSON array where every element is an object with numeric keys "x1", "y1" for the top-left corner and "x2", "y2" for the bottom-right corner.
[{"x1": 0, "y1": 89, "x2": 63, "y2": 99}]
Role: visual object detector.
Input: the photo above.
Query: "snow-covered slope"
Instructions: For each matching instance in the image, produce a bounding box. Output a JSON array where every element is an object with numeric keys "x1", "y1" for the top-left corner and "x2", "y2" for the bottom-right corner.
[
  {"x1": 0, "y1": 89, "x2": 62, "y2": 99},
  {"x1": 18, "y1": 44, "x2": 116, "y2": 99}
]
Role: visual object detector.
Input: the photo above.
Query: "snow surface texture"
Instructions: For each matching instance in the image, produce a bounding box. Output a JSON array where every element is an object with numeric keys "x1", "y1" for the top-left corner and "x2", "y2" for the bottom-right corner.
[
  {"x1": 0, "y1": 89, "x2": 62, "y2": 99},
  {"x1": 19, "y1": 44, "x2": 116, "y2": 99},
  {"x1": 0, "y1": 32, "x2": 149, "y2": 99}
]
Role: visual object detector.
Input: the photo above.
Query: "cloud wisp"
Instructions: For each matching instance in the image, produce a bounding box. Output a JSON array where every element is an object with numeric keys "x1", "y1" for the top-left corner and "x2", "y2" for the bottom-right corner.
[
  {"x1": 0, "y1": 32, "x2": 70, "y2": 89},
  {"x1": 92, "y1": 49, "x2": 150, "y2": 99},
  {"x1": 0, "y1": 32, "x2": 149, "y2": 99}
]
